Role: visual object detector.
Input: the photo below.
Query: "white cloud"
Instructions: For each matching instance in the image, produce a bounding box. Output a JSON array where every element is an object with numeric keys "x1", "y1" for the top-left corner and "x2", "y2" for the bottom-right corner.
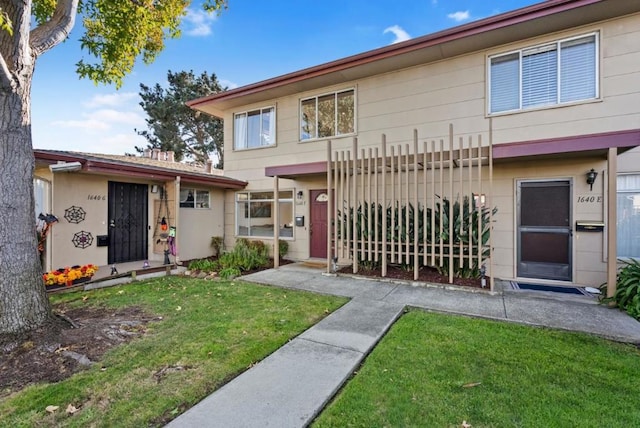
[
  {"x1": 84, "y1": 92, "x2": 137, "y2": 108},
  {"x1": 183, "y1": 8, "x2": 217, "y2": 37},
  {"x1": 51, "y1": 118, "x2": 110, "y2": 131},
  {"x1": 52, "y1": 109, "x2": 144, "y2": 131},
  {"x1": 219, "y1": 79, "x2": 239, "y2": 90},
  {"x1": 383, "y1": 25, "x2": 411, "y2": 44},
  {"x1": 447, "y1": 10, "x2": 471, "y2": 22}
]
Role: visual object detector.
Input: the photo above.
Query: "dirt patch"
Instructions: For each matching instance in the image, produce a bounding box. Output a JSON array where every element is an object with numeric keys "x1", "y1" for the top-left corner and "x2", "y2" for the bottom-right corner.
[
  {"x1": 338, "y1": 264, "x2": 488, "y2": 289},
  {"x1": 0, "y1": 305, "x2": 157, "y2": 397}
]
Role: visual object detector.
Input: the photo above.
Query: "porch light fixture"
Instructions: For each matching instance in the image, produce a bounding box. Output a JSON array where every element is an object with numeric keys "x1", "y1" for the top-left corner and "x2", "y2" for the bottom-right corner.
[
  {"x1": 586, "y1": 169, "x2": 598, "y2": 191},
  {"x1": 296, "y1": 190, "x2": 304, "y2": 201},
  {"x1": 150, "y1": 184, "x2": 159, "y2": 193}
]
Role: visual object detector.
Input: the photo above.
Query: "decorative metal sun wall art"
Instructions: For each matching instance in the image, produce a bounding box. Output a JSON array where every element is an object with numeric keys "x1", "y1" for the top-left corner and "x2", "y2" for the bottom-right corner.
[
  {"x1": 64, "y1": 205, "x2": 86, "y2": 224},
  {"x1": 72, "y1": 231, "x2": 93, "y2": 249}
]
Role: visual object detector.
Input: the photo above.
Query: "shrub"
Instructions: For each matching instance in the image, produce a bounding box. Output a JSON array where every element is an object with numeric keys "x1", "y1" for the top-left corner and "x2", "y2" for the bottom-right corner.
[
  {"x1": 337, "y1": 195, "x2": 497, "y2": 279},
  {"x1": 187, "y1": 258, "x2": 218, "y2": 273},
  {"x1": 217, "y1": 239, "x2": 269, "y2": 272},
  {"x1": 603, "y1": 259, "x2": 640, "y2": 319},
  {"x1": 219, "y1": 267, "x2": 241, "y2": 280},
  {"x1": 210, "y1": 236, "x2": 224, "y2": 256},
  {"x1": 278, "y1": 239, "x2": 289, "y2": 258}
]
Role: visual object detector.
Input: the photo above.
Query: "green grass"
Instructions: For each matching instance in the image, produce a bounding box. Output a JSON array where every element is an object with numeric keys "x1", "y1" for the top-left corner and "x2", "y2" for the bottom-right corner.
[
  {"x1": 315, "y1": 310, "x2": 640, "y2": 428},
  {"x1": 0, "y1": 276, "x2": 346, "y2": 427}
]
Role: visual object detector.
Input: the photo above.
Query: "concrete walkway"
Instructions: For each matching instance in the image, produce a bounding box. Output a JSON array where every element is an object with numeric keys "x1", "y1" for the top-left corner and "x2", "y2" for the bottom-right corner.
[{"x1": 168, "y1": 264, "x2": 640, "y2": 428}]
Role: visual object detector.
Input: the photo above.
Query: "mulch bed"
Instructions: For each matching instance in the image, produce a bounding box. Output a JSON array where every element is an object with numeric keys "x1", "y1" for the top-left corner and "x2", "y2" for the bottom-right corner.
[
  {"x1": 0, "y1": 306, "x2": 157, "y2": 397},
  {"x1": 338, "y1": 264, "x2": 488, "y2": 289}
]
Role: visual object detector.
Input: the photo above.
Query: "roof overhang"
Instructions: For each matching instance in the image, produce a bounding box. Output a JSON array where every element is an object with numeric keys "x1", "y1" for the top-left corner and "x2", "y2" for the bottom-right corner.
[
  {"x1": 34, "y1": 151, "x2": 247, "y2": 189},
  {"x1": 265, "y1": 161, "x2": 327, "y2": 179},
  {"x1": 493, "y1": 129, "x2": 640, "y2": 161},
  {"x1": 188, "y1": 0, "x2": 640, "y2": 118}
]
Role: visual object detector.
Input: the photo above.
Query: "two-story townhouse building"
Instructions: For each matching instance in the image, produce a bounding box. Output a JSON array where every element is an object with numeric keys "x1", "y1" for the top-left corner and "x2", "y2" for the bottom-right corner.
[{"x1": 188, "y1": 0, "x2": 640, "y2": 294}]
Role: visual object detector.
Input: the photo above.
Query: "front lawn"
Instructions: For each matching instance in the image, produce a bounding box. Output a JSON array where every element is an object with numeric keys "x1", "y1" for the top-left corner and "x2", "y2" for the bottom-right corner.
[
  {"x1": 315, "y1": 310, "x2": 640, "y2": 427},
  {"x1": 0, "y1": 277, "x2": 346, "y2": 427}
]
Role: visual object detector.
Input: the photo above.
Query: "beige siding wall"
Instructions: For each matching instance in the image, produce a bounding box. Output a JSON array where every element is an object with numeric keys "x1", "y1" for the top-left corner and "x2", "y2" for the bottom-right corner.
[
  {"x1": 47, "y1": 172, "x2": 110, "y2": 269},
  {"x1": 178, "y1": 188, "x2": 226, "y2": 261},
  {"x1": 619, "y1": 146, "x2": 640, "y2": 172}
]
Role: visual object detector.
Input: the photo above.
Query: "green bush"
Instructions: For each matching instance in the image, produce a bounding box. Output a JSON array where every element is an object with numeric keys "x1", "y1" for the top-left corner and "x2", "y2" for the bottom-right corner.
[
  {"x1": 187, "y1": 258, "x2": 218, "y2": 273},
  {"x1": 603, "y1": 259, "x2": 640, "y2": 319},
  {"x1": 217, "y1": 238, "x2": 269, "y2": 272},
  {"x1": 219, "y1": 266, "x2": 241, "y2": 280},
  {"x1": 210, "y1": 236, "x2": 224, "y2": 256},
  {"x1": 338, "y1": 195, "x2": 497, "y2": 279},
  {"x1": 278, "y1": 239, "x2": 289, "y2": 258}
]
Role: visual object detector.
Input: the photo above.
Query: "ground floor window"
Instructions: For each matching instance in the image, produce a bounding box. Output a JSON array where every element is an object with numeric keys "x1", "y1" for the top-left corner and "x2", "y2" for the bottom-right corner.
[
  {"x1": 617, "y1": 174, "x2": 640, "y2": 258},
  {"x1": 180, "y1": 188, "x2": 210, "y2": 208},
  {"x1": 236, "y1": 190, "x2": 294, "y2": 238}
]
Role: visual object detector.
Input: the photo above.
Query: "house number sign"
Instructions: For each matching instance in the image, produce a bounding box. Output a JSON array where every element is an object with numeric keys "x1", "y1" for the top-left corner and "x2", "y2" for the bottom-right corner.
[
  {"x1": 87, "y1": 195, "x2": 106, "y2": 200},
  {"x1": 576, "y1": 195, "x2": 602, "y2": 203}
]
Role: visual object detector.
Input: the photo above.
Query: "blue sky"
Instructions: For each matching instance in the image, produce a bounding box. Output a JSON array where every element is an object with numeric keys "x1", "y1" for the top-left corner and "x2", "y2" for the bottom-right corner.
[{"x1": 32, "y1": 0, "x2": 539, "y2": 155}]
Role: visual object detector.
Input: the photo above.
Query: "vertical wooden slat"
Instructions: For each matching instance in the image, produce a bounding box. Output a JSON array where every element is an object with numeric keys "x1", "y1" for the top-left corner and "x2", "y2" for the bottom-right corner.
[
  {"x1": 352, "y1": 138, "x2": 358, "y2": 274},
  {"x1": 439, "y1": 139, "x2": 444, "y2": 271},
  {"x1": 398, "y1": 144, "x2": 403, "y2": 264},
  {"x1": 448, "y1": 124, "x2": 454, "y2": 284},
  {"x1": 382, "y1": 135, "x2": 388, "y2": 277},
  {"x1": 346, "y1": 150, "x2": 351, "y2": 262},
  {"x1": 405, "y1": 143, "x2": 410, "y2": 265},
  {"x1": 467, "y1": 136, "x2": 473, "y2": 271},
  {"x1": 488, "y1": 129, "x2": 494, "y2": 291},
  {"x1": 477, "y1": 135, "x2": 483, "y2": 270},
  {"x1": 431, "y1": 140, "x2": 436, "y2": 267},
  {"x1": 390, "y1": 145, "x2": 396, "y2": 264},
  {"x1": 423, "y1": 141, "x2": 428, "y2": 265},
  {"x1": 360, "y1": 148, "x2": 366, "y2": 263},
  {"x1": 458, "y1": 136, "x2": 464, "y2": 270},
  {"x1": 413, "y1": 132, "x2": 419, "y2": 280},
  {"x1": 374, "y1": 148, "x2": 379, "y2": 263},
  {"x1": 338, "y1": 150, "x2": 344, "y2": 260},
  {"x1": 368, "y1": 148, "x2": 373, "y2": 261},
  {"x1": 327, "y1": 140, "x2": 333, "y2": 273},
  {"x1": 273, "y1": 175, "x2": 280, "y2": 268}
]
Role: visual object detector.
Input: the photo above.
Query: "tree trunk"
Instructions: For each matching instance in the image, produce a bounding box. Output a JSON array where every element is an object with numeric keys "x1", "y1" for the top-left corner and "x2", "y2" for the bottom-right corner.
[{"x1": 0, "y1": 71, "x2": 52, "y2": 334}]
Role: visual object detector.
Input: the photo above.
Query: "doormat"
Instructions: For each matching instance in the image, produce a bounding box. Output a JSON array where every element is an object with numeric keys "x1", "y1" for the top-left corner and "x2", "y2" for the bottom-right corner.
[{"x1": 511, "y1": 282, "x2": 591, "y2": 296}]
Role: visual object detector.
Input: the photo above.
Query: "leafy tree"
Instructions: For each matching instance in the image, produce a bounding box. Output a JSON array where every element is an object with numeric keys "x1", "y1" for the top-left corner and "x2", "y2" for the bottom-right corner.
[
  {"x1": 0, "y1": 0, "x2": 226, "y2": 335},
  {"x1": 137, "y1": 70, "x2": 225, "y2": 167}
]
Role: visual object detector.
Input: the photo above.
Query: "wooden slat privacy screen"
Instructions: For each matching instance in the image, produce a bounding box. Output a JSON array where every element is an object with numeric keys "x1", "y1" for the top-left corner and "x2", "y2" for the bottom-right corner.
[{"x1": 326, "y1": 124, "x2": 493, "y2": 287}]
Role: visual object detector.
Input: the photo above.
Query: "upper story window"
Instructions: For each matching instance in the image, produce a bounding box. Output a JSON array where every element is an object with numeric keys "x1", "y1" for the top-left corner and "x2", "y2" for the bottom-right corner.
[
  {"x1": 300, "y1": 89, "x2": 355, "y2": 140},
  {"x1": 234, "y1": 107, "x2": 275, "y2": 150},
  {"x1": 489, "y1": 33, "x2": 598, "y2": 114},
  {"x1": 180, "y1": 188, "x2": 210, "y2": 209}
]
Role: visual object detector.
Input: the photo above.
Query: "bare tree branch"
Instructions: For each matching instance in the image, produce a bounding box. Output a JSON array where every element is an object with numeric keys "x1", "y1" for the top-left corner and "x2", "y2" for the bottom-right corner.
[
  {"x1": 30, "y1": 0, "x2": 79, "y2": 57},
  {"x1": 0, "y1": 51, "x2": 13, "y2": 89}
]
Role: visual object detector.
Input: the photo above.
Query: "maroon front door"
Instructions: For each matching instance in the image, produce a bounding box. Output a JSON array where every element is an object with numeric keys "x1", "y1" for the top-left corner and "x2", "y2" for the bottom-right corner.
[{"x1": 310, "y1": 189, "x2": 328, "y2": 258}]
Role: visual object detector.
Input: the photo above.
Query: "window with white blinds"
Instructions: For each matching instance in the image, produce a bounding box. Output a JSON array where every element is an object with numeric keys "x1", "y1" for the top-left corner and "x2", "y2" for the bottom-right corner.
[{"x1": 489, "y1": 33, "x2": 598, "y2": 114}]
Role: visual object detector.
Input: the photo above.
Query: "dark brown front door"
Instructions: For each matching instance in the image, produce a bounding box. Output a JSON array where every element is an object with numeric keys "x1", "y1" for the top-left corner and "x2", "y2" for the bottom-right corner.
[
  {"x1": 310, "y1": 189, "x2": 328, "y2": 258},
  {"x1": 108, "y1": 181, "x2": 148, "y2": 264},
  {"x1": 517, "y1": 180, "x2": 572, "y2": 281}
]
